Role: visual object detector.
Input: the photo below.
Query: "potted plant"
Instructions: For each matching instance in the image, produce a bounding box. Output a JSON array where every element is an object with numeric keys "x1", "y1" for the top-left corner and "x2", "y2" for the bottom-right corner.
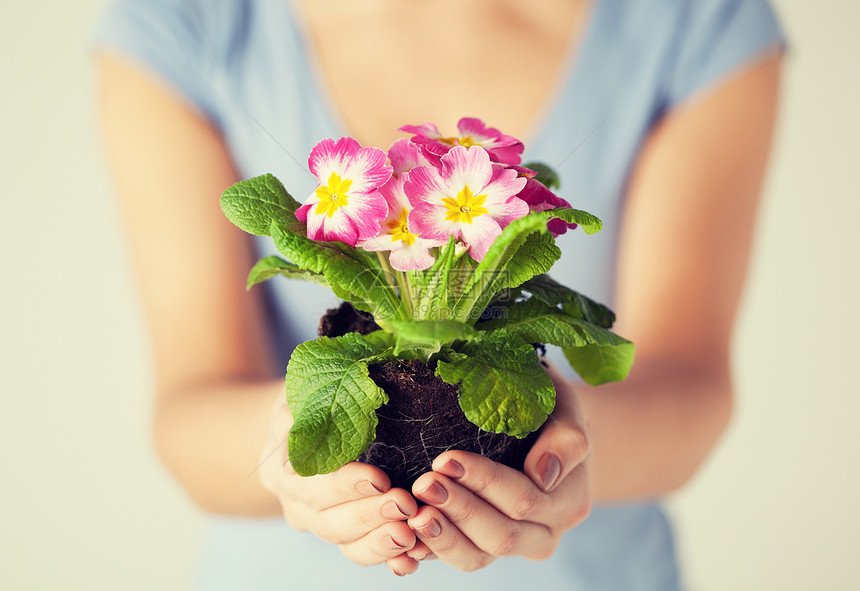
[{"x1": 221, "y1": 118, "x2": 634, "y2": 489}]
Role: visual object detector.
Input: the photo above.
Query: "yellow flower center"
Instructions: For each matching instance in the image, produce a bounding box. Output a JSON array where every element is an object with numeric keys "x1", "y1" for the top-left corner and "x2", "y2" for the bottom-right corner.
[
  {"x1": 386, "y1": 208, "x2": 416, "y2": 246},
  {"x1": 441, "y1": 185, "x2": 489, "y2": 224},
  {"x1": 439, "y1": 135, "x2": 477, "y2": 148},
  {"x1": 314, "y1": 172, "x2": 352, "y2": 217}
]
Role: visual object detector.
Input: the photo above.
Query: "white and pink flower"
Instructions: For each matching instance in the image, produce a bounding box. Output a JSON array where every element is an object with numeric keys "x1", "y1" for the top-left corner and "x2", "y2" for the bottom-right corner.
[
  {"x1": 405, "y1": 145, "x2": 528, "y2": 262},
  {"x1": 358, "y1": 174, "x2": 447, "y2": 271},
  {"x1": 400, "y1": 117, "x2": 524, "y2": 167},
  {"x1": 386, "y1": 138, "x2": 431, "y2": 177},
  {"x1": 296, "y1": 137, "x2": 392, "y2": 246}
]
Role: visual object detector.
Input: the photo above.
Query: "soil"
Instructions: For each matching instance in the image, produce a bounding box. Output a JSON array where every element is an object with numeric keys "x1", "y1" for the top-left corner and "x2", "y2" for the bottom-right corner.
[
  {"x1": 317, "y1": 301, "x2": 380, "y2": 337},
  {"x1": 318, "y1": 302, "x2": 540, "y2": 491}
]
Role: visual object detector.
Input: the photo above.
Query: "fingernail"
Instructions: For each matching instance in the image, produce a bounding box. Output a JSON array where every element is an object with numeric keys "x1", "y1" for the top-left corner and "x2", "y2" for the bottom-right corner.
[
  {"x1": 416, "y1": 518, "x2": 442, "y2": 538},
  {"x1": 384, "y1": 534, "x2": 407, "y2": 551},
  {"x1": 356, "y1": 479, "x2": 383, "y2": 496},
  {"x1": 390, "y1": 567, "x2": 406, "y2": 577},
  {"x1": 537, "y1": 452, "x2": 562, "y2": 492},
  {"x1": 417, "y1": 480, "x2": 448, "y2": 505},
  {"x1": 381, "y1": 500, "x2": 409, "y2": 519},
  {"x1": 437, "y1": 458, "x2": 465, "y2": 479}
]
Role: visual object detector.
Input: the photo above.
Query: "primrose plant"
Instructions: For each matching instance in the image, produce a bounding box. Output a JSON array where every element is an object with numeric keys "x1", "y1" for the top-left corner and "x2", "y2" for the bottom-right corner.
[{"x1": 221, "y1": 118, "x2": 634, "y2": 477}]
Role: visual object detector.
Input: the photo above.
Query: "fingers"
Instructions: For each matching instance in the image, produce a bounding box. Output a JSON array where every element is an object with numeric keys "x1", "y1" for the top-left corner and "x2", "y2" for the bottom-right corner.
[
  {"x1": 385, "y1": 553, "x2": 420, "y2": 577},
  {"x1": 338, "y1": 520, "x2": 416, "y2": 566},
  {"x1": 280, "y1": 461, "x2": 393, "y2": 510},
  {"x1": 524, "y1": 381, "x2": 589, "y2": 493},
  {"x1": 408, "y1": 505, "x2": 495, "y2": 572},
  {"x1": 411, "y1": 471, "x2": 554, "y2": 562},
  {"x1": 434, "y1": 452, "x2": 552, "y2": 520},
  {"x1": 309, "y1": 488, "x2": 418, "y2": 544}
]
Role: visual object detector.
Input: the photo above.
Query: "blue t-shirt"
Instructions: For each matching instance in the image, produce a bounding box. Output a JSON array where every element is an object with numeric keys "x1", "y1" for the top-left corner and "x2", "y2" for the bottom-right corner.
[{"x1": 95, "y1": 1, "x2": 784, "y2": 589}]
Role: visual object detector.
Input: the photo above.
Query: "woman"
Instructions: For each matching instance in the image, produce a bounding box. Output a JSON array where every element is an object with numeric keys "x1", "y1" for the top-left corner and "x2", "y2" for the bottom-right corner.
[{"x1": 95, "y1": 0, "x2": 784, "y2": 588}]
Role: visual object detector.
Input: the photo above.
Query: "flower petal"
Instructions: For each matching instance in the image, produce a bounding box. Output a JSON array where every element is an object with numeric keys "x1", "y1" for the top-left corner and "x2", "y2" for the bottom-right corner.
[
  {"x1": 459, "y1": 214, "x2": 502, "y2": 262},
  {"x1": 308, "y1": 137, "x2": 361, "y2": 180},
  {"x1": 322, "y1": 208, "x2": 360, "y2": 245},
  {"x1": 403, "y1": 165, "x2": 448, "y2": 209},
  {"x1": 388, "y1": 242, "x2": 437, "y2": 271},
  {"x1": 388, "y1": 138, "x2": 430, "y2": 176},
  {"x1": 456, "y1": 117, "x2": 498, "y2": 142},
  {"x1": 357, "y1": 232, "x2": 399, "y2": 252},
  {"x1": 295, "y1": 200, "x2": 314, "y2": 223},
  {"x1": 439, "y1": 145, "x2": 493, "y2": 197},
  {"x1": 409, "y1": 201, "x2": 459, "y2": 240},
  {"x1": 398, "y1": 123, "x2": 442, "y2": 139},
  {"x1": 343, "y1": 190, "x2": 388, "y2": 241},
  {"x1": 379, "y1": 174, "x2": 412, "y2": 218},
  {"x1": 341, "y1": 146, "x2": 393, "y2": 195}
]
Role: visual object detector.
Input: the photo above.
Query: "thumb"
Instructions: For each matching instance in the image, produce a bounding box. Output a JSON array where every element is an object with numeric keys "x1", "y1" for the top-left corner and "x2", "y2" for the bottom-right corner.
[{"x1": 524, "y1": 370, "x2": 589, "y2": 494}]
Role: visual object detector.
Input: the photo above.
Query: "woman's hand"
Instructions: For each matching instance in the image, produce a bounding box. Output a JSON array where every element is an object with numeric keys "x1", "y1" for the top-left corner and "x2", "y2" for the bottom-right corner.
[
  {"x1": 259, "y1": 400, "x2": 423, "y2": 574},
  {"x1": 406, "y1": 372, "x2": 591, "y2": 571}
]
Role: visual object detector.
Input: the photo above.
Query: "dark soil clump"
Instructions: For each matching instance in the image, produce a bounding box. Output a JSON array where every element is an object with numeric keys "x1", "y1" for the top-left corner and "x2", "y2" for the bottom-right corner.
[
  {"x1": 319, "y1": 302, "x2": 540, "y2": 491},
  {"x1": 318, "y1": 301, "x2": 380, "y2": 337},
  {"x1": 361, "y1": 360, "x2": 539, "y2": 490}
]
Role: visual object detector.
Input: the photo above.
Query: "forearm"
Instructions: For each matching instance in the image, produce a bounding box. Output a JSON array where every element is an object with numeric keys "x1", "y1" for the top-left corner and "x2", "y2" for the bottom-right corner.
[
  {"x1": 154, "y1": 379, "x2": 284, "y2": 516},
  {"x1": 579, "y1": 358, "x2": 733, "y2": 501}
]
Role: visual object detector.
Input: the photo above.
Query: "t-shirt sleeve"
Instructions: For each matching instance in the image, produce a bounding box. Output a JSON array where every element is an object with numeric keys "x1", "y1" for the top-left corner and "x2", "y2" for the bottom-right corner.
[
  {"x1": 93, "y1": 0, "x2": 219, "y2": 123},
  {"x1": 665, "y1": 0, "x2": 786, "y2": 107}
]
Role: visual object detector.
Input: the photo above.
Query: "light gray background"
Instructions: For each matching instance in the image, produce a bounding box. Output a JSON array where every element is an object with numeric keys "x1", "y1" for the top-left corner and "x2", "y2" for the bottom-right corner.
[{"x1": 2, "y1": 1, "x2": 858, "y2": 589}]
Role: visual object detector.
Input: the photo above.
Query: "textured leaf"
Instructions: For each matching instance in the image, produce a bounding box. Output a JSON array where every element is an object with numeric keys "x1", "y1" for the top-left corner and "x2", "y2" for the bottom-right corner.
[
  {"x1": 220, "y1": 174, "x2": 302, "y2": 236},
  {"x1": 286, "y1": 334, "x2": 389, "y2": 476},
  {"x1": 503, "y1": 233, "x2": 561, "y2": 291},
  {"x1": 246, "y1": 255, "x2": 329, "y2": 290},
  {"x1": 522, "y1": 274, "x2": 615, "y2": 328},
  {"x1": 388, "y1": 319, "x2": 477, "y2": 358},
  {"x1": 268, "y1": 222, "x2": 403, "y2": 322},
  {"x1": 436, "y1": 331, "x2": 555, "y2": 437},
  {"x1": 477, "y1": 298, "x2": 634, "y2": 385},
  {"x1": 451, "y1": 213, "x2": 552, "y2": 322},
  {"x1": 221, "y1": 174, "x2": 403, "y2": 322},
  {"x1": 563, "y1": 341, "x2": 635, "y2": 386},
  {"x1": 412, "y1": 237, "x2": 458, "y2": 320},
  {"x1": 544, "y1": 207, "x2": 603, "y2": 235}
]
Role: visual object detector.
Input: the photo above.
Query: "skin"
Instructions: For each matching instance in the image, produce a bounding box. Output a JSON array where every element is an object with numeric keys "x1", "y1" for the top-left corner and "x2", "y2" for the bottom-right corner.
[{"x1": 97, "y1": 0, "x2": 782, "y2": 578}]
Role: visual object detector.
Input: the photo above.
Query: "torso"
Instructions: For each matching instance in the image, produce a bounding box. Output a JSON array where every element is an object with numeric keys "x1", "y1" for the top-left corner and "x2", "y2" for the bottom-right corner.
[{"x1": 295, "y1": 0, "x2": 590, "y2": 148}]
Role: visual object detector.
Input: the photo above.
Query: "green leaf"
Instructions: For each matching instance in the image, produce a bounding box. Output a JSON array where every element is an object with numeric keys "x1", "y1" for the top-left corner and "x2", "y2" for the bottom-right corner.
[
  {"x1": 286, "y1": 334, "x2": 389, "y2": 476},
  {"x1": 544, "y1": 207, "x2": 603, "y2": 235},
  {"x1": 564, "y1": 341, "x2": 635, "y2": 386},
  {"x1": 412, "y1": 237, "x2": 459, "y2": 320},
  {"x1": 478, "y1": 298, "x2": 634, "y2": 385},
  {"x1": 388, "y1": 319, "x2": 477, "y2": 358},
  {"x1": 221, "y1": 174, "x2": 403, "y2": 322},
  {"x1": 502, "y1": 232, "x2": 561, "y2": 292},
  {"x1": 268, "y1": 222, "x2": 404, "y2": 323},
  {"x1": 522, "y1": 161, "x2": 561, "y2": 190},
  {"x1": 522, "y1": 274, "x2": 615, "y2": 328},
  {"x1": 220, "y1": 174, "x2": 302, "y2": 236},
  {"x1": 450, "y1": 213, "x2": 553, "y2": 322},
  {"x1": 436, "y1": 331, "x2": 555, "y2": 437},
  {"x1": 246, "y1": 255, "x2": 329, "y2": 290},
  {"x1": 361, "y1": 330, "x2": 396, "y2": 351}
]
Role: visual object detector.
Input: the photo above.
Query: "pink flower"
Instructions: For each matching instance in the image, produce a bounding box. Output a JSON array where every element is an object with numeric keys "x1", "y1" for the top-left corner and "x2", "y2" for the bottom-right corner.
[
  {"x1": 386, "y1": 138, "x2": 431, "y2": 177},
  {"x1": 405, "y1": 145, "x2": 528, "y2": 262},
  {"x1": 399, "y1": 117, "x2": 524, "y2": 167},
  {"x1": 296, "y1": 137, "x2": 392, "y2": 246},
  {"x1": 511, "y1": 166, "x2": 578, "y2": 237},
  {"x1": 358, "y1": 174, "x2": 447, "y2": 271}
]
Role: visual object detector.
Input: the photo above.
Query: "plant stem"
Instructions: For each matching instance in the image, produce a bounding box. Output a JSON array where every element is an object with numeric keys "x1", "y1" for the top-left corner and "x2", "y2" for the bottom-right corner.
[
  {"x1": 396, "y1": 271, "x2": 414, "y2": 318},
  {"x1": 376, "y1": 252, "x2": 397, "y2": 292}
]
